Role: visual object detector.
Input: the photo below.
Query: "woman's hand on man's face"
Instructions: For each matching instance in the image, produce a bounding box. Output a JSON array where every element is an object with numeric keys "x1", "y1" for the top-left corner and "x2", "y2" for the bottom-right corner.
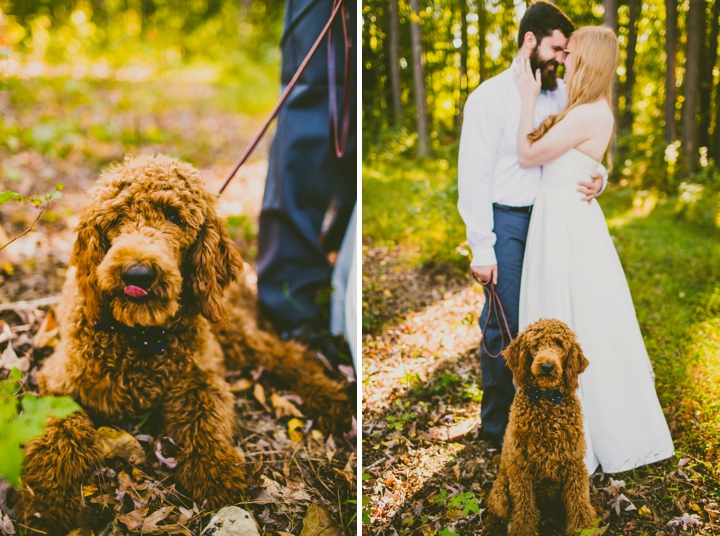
[{"x1": 513, "y1": 57, "x2": 541, "y2": 101}]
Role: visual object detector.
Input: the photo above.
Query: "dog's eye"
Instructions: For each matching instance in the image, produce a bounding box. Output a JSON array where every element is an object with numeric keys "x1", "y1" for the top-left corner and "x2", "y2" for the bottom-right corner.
[
  {"x1": 163, "y1": 207, "x2": 183, "y2": 226},
  {"x1": 555, "y1": 339, "x2": 563, "y2": 349}
]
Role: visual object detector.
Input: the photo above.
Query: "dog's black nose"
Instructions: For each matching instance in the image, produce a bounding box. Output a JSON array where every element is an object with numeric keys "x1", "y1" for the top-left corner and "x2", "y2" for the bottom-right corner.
[
  {"x1": 121, "y1": 264, "x2": 156, "y2": 289},
  {"x1": 540, "y1": 362, "x2": 555, "y2": 374}
]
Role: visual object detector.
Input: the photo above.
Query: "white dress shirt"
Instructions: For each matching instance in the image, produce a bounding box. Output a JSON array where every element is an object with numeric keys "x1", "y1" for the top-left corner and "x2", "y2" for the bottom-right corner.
[{"x1": 457, "y1": 65, "x2": 606, "y2": 267}]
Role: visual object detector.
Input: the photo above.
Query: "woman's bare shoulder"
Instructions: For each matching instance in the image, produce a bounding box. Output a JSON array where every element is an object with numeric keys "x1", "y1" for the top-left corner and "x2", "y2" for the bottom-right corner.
[{"x1": 565, "y1": 100, "x2": 614, "y2": 125}]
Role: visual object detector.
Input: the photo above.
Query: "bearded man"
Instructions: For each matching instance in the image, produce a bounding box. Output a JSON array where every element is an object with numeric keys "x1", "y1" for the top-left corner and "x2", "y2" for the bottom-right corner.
[{"x1": 457, "y1": 1, "x2": 607, "y2": 447}]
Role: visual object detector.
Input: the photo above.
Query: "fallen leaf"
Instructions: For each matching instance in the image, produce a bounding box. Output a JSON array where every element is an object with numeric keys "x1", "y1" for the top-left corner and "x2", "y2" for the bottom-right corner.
[
  {"x1": 270, "y1": 393, "x2": 304, "y2": 419},
  {"x1": 1, "y1": 262, "x2": 13, "y2": 276},
  {"x1": 257, "y1": 507, "x2": 276, "y2": 524},
  {"x1": 299, "y1": 504, "x2": 340, "y2": 536},
  {"x1": 229, "y1": 378, "x2": 253, "y2": 392},
  {"x1": 142, "y1": 506, "x2": 174, "y2": 531},
  {"x1": 0, "y1": 341, "x2": 29, "y2": 372},
  {"x1": 325, "y1": 435, "x2": 336, "y2": 463},
  {"x1": 0, "y1": 322, "x2": 14, "y2": 344},
  {"x1": 667, "y1": 513, "x2": 702, "y2": 530},
  {"x1": 83, "y1": 484, "x2": 98, "y2": 497},
  {"x1": 97, "y1": 427, "x2": 146, "y2": 463},
  {"x1": 118, "y1": 508, "x2": 149, "y2": 530},
  {"x1": 155, "y1": 439, "x2": 177, "y2": 469},
  {"x1": 33, "y1": 310, "x2": 58, "y2": 348},
  {"x1": 276, "y1": 533, "x2": 294, "y2": 536},
  {"x1": 638, "y1": 505, "x2": 652, "y2": 517},
  {"x1": 254, "y1": 383, "x2": 271, "y2": 412},
  {"x1": 1, "y1": 513, "x2": 15, "y2": 535},
  {"x1": 338, "y1": 364, "x2": 355, "y2": 383},
  {"x1": 287, "y1": 418, "x2": 305, "y2": 442}
]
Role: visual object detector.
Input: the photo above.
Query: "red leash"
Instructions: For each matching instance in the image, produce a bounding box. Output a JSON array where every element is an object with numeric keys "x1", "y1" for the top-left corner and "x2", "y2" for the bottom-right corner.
[
  {"x1": 218, "y1": 0, "x2": 352, "y2": 196},
  {"x1": 472, "y1": 273, "x2": 514, "y2": 358}
]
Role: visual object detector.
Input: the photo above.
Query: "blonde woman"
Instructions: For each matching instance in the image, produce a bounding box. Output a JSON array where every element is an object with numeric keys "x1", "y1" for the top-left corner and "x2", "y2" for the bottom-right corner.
[{"x1": 514, "y1": 26, "x2": 674, "y2": 473}]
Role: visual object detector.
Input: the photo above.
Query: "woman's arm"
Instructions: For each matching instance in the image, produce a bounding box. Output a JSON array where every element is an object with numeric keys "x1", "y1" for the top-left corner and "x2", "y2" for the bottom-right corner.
[{"x1": 514, "y1": 58, "x2": 593, "y2": 168}]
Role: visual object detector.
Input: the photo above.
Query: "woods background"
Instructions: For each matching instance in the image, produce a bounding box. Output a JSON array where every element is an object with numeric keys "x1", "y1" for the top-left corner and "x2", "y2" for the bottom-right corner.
[
  {"x1": 362, "y1": 1, "x2": 720, "y2": 533},
  {"x1": 362, "y1": 0, "x2": 720, "y2": 189}
]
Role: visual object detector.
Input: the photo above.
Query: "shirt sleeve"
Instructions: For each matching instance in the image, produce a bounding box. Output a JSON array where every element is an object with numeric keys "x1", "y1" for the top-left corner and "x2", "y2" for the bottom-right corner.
[
  {"x1": 457, "y1": 87, "x2": 504, "y2": 267},
  {"x1": 595, "y1": 163, "x2": 608, "y2": 195}
]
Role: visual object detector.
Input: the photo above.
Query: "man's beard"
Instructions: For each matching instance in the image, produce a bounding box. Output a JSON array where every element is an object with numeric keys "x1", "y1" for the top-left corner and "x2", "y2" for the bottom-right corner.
[{"x1": 530, "y1": 45, "x2": 560, "y2": 91}]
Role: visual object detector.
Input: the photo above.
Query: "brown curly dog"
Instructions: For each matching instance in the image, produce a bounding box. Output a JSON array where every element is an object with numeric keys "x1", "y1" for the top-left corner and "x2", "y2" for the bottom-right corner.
[
  {"x1": 16, "y1": 155, "x2": 351, "y2": 535},
  {"x1": 482, "y1": 318, "x2": 597, "y2": 536}
]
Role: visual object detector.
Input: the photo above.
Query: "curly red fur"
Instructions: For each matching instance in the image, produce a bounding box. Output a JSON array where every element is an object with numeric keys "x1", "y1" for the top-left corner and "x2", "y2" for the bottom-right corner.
[
  {"x1": 17, "y1": 155, "x2": 352, "y2": 535},
  {"x1": 483, "y1": 318, "x2": 597, "y2": 536}
]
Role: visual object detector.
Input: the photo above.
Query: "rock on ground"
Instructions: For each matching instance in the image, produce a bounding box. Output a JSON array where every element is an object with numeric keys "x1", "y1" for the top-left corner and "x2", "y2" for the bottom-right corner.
[{"x1": 201, "y1": 507, "x2": 260, "y2": 536}]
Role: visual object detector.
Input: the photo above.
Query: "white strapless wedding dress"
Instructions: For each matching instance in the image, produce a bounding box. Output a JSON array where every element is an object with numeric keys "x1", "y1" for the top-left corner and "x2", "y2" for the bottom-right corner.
[{"x1": 519, "y1": 148, "x2": 675, "y2": 474}]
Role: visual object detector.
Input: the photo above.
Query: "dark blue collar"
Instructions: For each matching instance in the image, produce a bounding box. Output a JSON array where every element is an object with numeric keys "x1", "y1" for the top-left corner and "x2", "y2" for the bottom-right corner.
[
  {"x1": 94, "y1": 319, "x2": 168, "y2": 355},
  {"x1": 528, "y1": 386, "x2": 563, "y2": 404}
]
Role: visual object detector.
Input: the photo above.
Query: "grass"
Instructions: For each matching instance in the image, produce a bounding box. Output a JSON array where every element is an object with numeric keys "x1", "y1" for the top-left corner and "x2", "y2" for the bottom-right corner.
[{"x1": 362, "y1": 155, "x2": 720, "y2": 532}]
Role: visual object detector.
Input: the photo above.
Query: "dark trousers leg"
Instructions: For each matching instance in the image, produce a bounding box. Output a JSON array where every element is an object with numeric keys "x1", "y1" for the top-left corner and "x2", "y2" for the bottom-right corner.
[
  {"x1": 257, "y1": 0, "x2": 357, "y2": 326},
  {"x1": 478, "y1": 208, "x2": 531, "y2": 440}
]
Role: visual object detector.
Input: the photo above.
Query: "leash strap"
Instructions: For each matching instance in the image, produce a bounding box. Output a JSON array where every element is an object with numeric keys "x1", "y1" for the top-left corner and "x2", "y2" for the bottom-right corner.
[
  {"x1": 218, "y1": 0, "x2": 351, "y2": 195},
  {"x1": 472, "y1": 273, "x2": 514, "y2": 358},
  {"x1": 327, "y1": 0, "x2": 352, "y2": 158}
]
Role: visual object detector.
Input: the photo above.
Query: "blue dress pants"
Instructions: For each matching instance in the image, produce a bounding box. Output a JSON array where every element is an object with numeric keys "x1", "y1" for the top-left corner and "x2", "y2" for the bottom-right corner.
[
  {"x1": 257, "y1": 0, "x2": 357, "y2": 325},
  {"x1": 478, "y1": 207, "x2": 531, "y2": 440}
]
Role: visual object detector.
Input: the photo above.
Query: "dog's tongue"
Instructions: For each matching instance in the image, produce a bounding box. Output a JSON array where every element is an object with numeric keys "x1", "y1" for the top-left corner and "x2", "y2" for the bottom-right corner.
[{"x1": 124, "y1": 285, "x2": 149, "y2": 298}]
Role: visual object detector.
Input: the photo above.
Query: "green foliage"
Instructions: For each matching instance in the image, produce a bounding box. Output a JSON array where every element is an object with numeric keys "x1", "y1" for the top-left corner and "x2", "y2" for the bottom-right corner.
[
  {"x1": 362, "y1": 156, "x2": 466, "y2": 268},
  {"x1": 226, "y1": 214, "x2": 258, "y2": 260},
  {"x1": 447, "y1": 491, "x2": 480, "y2": 516},
  {"x1": 0, "y1": 183, "x2": 64, "y2": 207},
  {"x1": 432, "y1": 372, "x2": 461, "y2": 394},
  {"x1": 0, "y1": 368, "x2": 81, "y2": 487},
  {"x1": 386, "y1": 399, "x2": 415, "y2": 431},
  {"x1": 362, "y1": 472, "x2": 373, "y2": 525}
]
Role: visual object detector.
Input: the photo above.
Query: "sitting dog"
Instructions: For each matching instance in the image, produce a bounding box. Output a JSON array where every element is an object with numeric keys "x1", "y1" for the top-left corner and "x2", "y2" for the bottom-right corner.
[
  {"x1": 482, "y1": 318, "x2": 597, "y2": 536},
  {"x1": 17, "y1": 155, "x2": 351, "y2": 535}
]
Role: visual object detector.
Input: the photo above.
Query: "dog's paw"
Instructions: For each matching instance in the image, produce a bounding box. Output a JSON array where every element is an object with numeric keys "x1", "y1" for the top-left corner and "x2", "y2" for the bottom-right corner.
[{"x1": 175, "y1": 449, "x2": 247, "y2": 508}]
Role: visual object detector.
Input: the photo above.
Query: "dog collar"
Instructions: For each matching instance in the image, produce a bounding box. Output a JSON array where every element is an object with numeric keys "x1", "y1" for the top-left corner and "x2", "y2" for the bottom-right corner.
[
  {"x1": 527, "y1": 386, "x2": 563, "y2": 404},
  {"x1": 94, "y1": 319, "x2": 168, "y2": 355}
]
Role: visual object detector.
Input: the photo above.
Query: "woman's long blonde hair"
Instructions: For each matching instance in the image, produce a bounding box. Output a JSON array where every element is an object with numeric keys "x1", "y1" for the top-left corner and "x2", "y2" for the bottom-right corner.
[{"x1": 528, "y1": 26, "x2": 619, "y2": 169}]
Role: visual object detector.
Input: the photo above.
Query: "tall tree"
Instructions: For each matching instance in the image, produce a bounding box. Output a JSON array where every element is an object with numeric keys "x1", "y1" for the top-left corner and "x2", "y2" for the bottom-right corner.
[
  {"x1": 478, "y1": 0, "x2": 487, "y2": 84},
  {"x1": 604, "y1": 0, "x2": 619, "y2": 148},
  {"x1": 388, "y1": 0, "x2": 402, "y2": 125},
  {"x1": 409, "y1": 0, "x2": 430, "y2": 156},
  {"x1": 682, "y1": 0, "x2": 704, "y2": 172},
  {"x1": 623, "y1": 0, "x2": 641, "y2": 132},
  {"x1": 699, "y1": 0, "x2": 720, "y2": 152},
  {"x1": 665, "y1": 0, "x2": 678, "y2": 142},
  {"x1": 456, "y1": 0, "x2": 469, "y2": 129}
]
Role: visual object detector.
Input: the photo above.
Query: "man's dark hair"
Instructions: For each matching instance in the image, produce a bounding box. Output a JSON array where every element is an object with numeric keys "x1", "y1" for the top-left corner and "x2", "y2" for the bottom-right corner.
[{"x1": 518, "y1": 1, "x2": 574, "y2": 48}]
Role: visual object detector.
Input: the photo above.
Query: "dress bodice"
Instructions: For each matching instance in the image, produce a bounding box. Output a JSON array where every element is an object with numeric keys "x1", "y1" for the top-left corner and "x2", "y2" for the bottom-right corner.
[{"x1": 541, "y1": 148, "x2": 600, "y2": 191}]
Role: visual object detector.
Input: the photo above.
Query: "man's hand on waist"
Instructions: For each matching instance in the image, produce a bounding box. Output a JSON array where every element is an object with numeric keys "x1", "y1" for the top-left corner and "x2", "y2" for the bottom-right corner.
[{"x1": 577, "y1": 172, "x2": 603, "y2": 204}]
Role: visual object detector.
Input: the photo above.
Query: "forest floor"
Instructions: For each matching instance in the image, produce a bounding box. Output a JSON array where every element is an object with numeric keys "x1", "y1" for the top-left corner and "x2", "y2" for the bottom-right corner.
[
  {"x1": 361, "y1": 158, "x2": 720, "y2": 535},
  {"x1": 0, "y1": 59, "x2": 356, "y2": 535}
]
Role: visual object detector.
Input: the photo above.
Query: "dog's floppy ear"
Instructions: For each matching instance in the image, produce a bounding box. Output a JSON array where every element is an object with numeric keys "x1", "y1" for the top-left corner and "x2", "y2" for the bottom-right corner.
[
  {"x1": 564, "y1": 338, "x2": 589, "y2": 391},
  {"x1": 71, "y1": 210, "x2": 107, "y2": 321},
  {"x1": 187, "y1": 205, "x2": 243, "y2": 323},
  {"x1": 502, "y1": 330, "x2": 529, "y2": 385}
]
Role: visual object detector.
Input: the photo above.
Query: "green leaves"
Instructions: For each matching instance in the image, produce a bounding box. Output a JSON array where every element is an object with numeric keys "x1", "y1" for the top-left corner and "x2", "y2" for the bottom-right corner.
[
  {"x1": 0, "y1": 367, "x2": 81, "y2": 487},
  {"x1": 0, "y1": 183, "x2": 64, "y2": 207}
]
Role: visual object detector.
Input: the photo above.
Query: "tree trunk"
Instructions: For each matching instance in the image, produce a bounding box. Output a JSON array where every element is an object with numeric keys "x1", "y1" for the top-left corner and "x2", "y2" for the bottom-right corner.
[
  {"x1": 700, "y1": 0, "x2": 720, "y2": 152},
  {"x1": 622, "y1": 0, "x2": 641, "y2": 132},
  {"x1": 478, "y1": 0, "x2": 486, "y2": 84},
  {"x1": 665, "y1": 0, "x2": 678, "y2": 142},
  {"x1": 409, "y1": 0, "x2": 430, "y2": 156},
  {"x1": 605, "y1": 0, "x2": 619, "y2": 149},
  {"x1": 388, "y1": 0, "x2": 402, "y2": 125},
  {"x1": 456, "y1": 0, "x2": 468, "y2": 129},
  {"x1": 682, "y1": 0, "x2": 704, "y2": 172},
  {"x1": 604, "y1": 0, "x2": 618, "y2": 32}
]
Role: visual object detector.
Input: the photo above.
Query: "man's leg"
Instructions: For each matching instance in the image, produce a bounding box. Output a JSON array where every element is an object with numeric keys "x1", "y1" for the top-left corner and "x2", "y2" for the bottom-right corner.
[
  {"x1": 257, "y1": 0, "x2": 357, "y2": 331},
  {"x1": 478, "y1": 208, "x2": 531, "y2": 442}
]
